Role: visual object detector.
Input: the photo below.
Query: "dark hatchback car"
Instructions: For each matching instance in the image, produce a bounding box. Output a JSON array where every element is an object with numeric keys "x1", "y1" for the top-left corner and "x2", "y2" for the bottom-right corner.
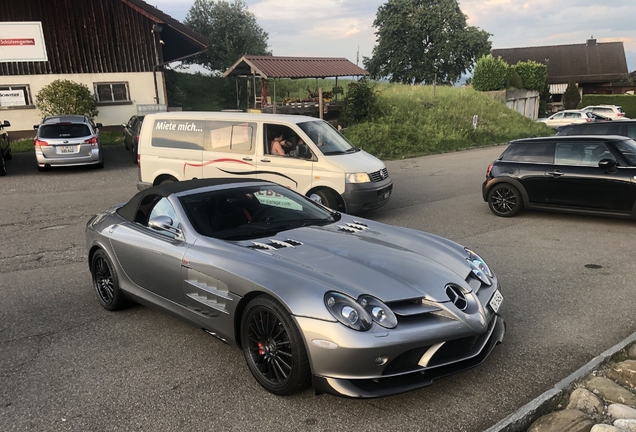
[
  {"x1": 121, "y1": 115, "x2": 144, "y2": 164},
  {"x1": 483, "y1": 136, "x2": 636, "y2": 218},
  {"x1": 556, "y1": 120, "x2": 636, "y2": 140}
]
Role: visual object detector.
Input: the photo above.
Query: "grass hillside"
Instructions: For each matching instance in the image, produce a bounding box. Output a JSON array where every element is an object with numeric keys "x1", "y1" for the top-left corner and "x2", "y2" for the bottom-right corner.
[{"x1": 344, "y1": 84, "x2": 553, "y2": 160}]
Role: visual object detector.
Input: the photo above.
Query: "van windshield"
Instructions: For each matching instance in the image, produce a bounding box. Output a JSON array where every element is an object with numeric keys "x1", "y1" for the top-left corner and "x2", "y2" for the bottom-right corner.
[{"x1": 298, "y1": 121, "x2": 360, "y2": 155}]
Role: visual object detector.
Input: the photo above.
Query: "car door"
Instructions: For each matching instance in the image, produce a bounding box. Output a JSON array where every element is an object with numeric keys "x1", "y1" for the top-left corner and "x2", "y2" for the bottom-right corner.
[
  {"x1": 123, "y1": 116, "x2": 136, "y2": 149},
  {"x1": 545, "y1": 142, "x2": 634, "y2": 210},
  {"x1": 201, "y1": 120, "x2": 258, "y2": 179},
  {"x1": 257, "y1": 123, "x2": 314, "y2": 191},
  {"x1": 498, "y1": 141, "x2": 555, "y2": 204},
  {"x1": 108, "y1": 195, "x2": 189, "y2": 304},
  {"x1": 546, "y1": 112, "x2": 564, "y2": 127}
]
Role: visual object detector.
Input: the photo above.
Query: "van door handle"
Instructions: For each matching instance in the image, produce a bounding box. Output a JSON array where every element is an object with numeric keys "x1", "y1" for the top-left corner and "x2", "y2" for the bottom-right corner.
[
  {"x1": 260, "y1": 159, "x2": 270, "y2": 163},
  {"x1": 242, "y1": 157, "x2": 252, "y2": 162},
  {"x1": 548, "y1": 170, "x2": 564, "y2": 177}
]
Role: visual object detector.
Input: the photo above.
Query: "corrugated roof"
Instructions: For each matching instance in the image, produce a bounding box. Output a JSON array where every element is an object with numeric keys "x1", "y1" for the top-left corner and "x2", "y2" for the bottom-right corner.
[
  {"x1": 549, "y1": 83, "x2": 568, "y2": 94},
  {"x1": 223, "y1": 55, "x2": 368, "y2": 79},
  {"x1": 492, "y1": 40, "x2": 628, "y2": 84}
]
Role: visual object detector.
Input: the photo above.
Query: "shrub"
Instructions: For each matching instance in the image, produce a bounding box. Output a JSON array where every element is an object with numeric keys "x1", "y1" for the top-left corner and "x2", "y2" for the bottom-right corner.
[
  {"x1": 563, "y1": 82, "x2": 581, "y2": 109},
  {"x1": 35, "y1": 79, "x2": 98, "y2": 119},
  {"x1": 506, "y1": 68, "x2": 523, "y2": 89},
  {"x1": 340, "y1": 77, "x2": 385, "y2": 127},
  {"x1": 513, "y1": 61, "x2": 547, "y2": 92},
  {"x1": 472, "y1": 55, "x2": 508, "y2": 91}
]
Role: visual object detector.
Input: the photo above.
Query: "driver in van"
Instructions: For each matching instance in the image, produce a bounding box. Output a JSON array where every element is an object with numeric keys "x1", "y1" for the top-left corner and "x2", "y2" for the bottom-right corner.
[{"x1": 270, "y1": 133, "x2": 292, "y2": 156}]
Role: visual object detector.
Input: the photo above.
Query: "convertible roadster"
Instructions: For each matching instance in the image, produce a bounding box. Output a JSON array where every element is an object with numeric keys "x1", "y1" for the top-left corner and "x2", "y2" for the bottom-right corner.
[{"x1": 86, "y1": 179, "x2": 505, "y2": 398}]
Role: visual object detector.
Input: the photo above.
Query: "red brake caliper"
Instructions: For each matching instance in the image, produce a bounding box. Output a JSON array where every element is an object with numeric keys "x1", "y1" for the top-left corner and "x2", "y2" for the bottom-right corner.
[{"x1": 257, "y1": 342, "x2": 264, "y2": 355}]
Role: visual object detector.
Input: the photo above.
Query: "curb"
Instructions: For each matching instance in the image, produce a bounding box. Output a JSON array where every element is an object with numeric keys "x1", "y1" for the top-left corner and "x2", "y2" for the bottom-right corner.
[{"x1": 484, "y1": 331, "x2": 636, "y2": 432}]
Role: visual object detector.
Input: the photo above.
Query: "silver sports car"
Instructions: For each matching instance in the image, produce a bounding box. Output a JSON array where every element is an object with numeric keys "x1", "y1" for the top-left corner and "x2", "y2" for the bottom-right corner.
[{"x1": 86, "y1": 179, "x2": 505, "y2": 398}]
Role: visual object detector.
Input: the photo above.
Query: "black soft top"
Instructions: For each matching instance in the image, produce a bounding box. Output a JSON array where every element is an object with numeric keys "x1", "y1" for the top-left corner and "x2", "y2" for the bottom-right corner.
[{"x1": 117, "y1": 178, "x2": 265, "y2": 222}]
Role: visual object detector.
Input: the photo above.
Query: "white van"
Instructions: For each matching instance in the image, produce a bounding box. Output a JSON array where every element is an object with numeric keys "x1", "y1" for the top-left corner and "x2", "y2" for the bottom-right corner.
[{"x1": 136, "y1": 112, "x2": 392, "y2": 214}]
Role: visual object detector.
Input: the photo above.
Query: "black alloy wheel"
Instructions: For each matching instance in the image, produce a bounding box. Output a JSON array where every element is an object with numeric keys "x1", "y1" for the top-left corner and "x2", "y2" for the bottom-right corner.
[
  {"x1": 241, "y1": 295, "x2": 311, "y2": 395},
  {"x1": 488, "y1": 183, "x2": 523, "y2": 217},
  {"x1": 91, "y1": 249, "x2": 129, "y2": 311},
  {"x1": 0, "y1": 153, "x2": 6, "y2": 176}
]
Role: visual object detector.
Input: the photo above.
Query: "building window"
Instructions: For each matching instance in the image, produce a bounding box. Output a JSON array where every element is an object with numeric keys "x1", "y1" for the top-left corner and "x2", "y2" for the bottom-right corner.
[
  {"x1": 0, "y1": 84, "x2": 32, "y2": 107},
  {"x1": 94, "y1": 82, "x2": 130, "y2": 103}
]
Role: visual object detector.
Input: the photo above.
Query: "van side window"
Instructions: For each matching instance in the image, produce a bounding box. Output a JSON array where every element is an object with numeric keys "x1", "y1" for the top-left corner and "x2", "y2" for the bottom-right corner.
[
  {"x1": 151, "y1": 119, "x2": 204, "y2": 150},
  {"x1": 264, "y1": 124, "x2": 310, "y2": 158},
  {"x1": 204, "y1": 121, "x2": 255, "y2": 153}
]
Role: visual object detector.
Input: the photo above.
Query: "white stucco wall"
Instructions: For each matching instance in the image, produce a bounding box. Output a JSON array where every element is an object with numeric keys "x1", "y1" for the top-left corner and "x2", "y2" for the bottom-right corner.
[{"x1": 0, "y1": 71, "x2": 166, "y2": 132}]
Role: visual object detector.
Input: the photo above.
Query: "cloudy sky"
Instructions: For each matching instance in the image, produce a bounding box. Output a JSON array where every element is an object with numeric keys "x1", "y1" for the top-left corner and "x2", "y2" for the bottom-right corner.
[{"x1": 152, "y1": 0, "x2": 636, "y2": 72}]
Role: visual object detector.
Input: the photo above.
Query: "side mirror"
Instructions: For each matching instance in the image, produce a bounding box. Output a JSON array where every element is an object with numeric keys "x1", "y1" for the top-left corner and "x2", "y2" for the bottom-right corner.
[
  {"x1": 598, "y1": 158, "x2": 617, "y2": 169},
  {"x1": 148, "y1": 216, "x2": 184, "y2": 240},
  {"x1": 96, "y1": 123, "x2": 103, "y2": 129},
  {"x1": 120, "y1": 123, "x2": 127, "y2": 128},
  {"x1": 33, "y1": 125, "x2": 39, "y2": 130},
  {"x1": 2, "y1": 120, "x2": 10, "y2": 128}
]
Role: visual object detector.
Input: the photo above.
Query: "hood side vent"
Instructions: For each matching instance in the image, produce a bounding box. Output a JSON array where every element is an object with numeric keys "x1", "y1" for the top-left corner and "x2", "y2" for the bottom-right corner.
[
  {"x1": 249, "y1": 238, "x2": 303, "y2": 251},
  {"x1": 352, "y1": 220, "x2": 368, "y2": 227},
  {"x1": 337, "y1": 223, "x2": 368, "y2": 233},
  {"x1": 285, "y1": 238, "x2": 303, "y2": 246},
  {"x1": 250, "y1": 242, "x2": 277, "y2": 251}
]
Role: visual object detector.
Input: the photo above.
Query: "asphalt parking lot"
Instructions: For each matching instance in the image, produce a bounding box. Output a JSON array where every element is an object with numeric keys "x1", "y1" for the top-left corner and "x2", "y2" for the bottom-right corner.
[{"x1": 1, "y1": 144, "x2": 635, "y2": 432}]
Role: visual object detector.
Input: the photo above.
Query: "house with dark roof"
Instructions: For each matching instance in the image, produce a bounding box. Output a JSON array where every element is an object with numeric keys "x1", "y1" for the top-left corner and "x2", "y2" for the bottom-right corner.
[
  {"x1": 0, "y1": 0, "x2": 208, "y2": 132},
  {"x1": 493, "y1": 38, "x2": 633, "y2": 111}
]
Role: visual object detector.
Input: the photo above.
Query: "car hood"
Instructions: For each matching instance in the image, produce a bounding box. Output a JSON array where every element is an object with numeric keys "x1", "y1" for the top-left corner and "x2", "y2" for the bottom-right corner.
[
  {"x1": 236, "y1": 218, "x2": 474, "y2": 303},
  {"x1": 320, "y1": 150, "x2": 386, "y2": 173}
]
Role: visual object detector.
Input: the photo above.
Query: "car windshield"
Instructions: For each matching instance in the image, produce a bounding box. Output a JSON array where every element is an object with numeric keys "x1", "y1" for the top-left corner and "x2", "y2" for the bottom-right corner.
[
  {"x1": 179, "y1": 184, "x2": 337, "y2": 240},
  {"x1": 298, "y1": 120, "x2": 359, "y2": 155},
  {"x1": 39, "y1": 123, "x2": 91, "y2": 139},
  {"x1": 615, "y1": 139, "x2": 636, "y2": 165}
]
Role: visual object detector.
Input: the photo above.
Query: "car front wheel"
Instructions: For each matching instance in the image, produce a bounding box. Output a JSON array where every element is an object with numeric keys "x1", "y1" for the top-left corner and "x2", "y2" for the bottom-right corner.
[
  {"x1": 91, "y1": 249, "x2": 130, "y2": 311},
  {"x1": 241, "y1": 295, "x2": 311, "y2": 396},
  {"x1": 488, "y1": 183, "x2": 523, "y2": 217}
]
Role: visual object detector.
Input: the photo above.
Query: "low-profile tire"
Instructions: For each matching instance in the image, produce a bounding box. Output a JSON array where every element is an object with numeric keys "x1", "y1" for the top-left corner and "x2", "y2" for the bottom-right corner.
[
  {"x1": 312, "y1": 189, "x2": 337, "y2": 210},
  {"x1": 91, "y1": 249, "x2": 130, "y2": 311},
  {"x1": 241, "y1": 295, "x2": 311, "y2": 396},
  {"x1": 488, "y1": 183, "x2": 523, "y2": 217}
]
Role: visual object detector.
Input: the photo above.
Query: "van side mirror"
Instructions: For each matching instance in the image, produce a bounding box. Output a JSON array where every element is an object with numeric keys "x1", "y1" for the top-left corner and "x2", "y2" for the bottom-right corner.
[
  {"x1": 2, "y1": 120, "x2": 10, "y2": 128},
  {"x1": 33, "y1": 125, "x2": 39, "y2": 130},
  {"x1": 96, "y1": 123, "x2": 103, "y2": 129}
]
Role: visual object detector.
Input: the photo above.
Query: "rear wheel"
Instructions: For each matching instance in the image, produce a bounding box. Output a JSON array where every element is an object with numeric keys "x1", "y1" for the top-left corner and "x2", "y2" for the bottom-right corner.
[
  {"x1": 91, "y1": 249, "x2": 130, "y2": 311},
  {"x1": 159, "y1": 177, "x2": 176, "y2": 185},
  {"x1": 241, "y1": 295, "x2": 311, "y2": 395},
  {"x1": 488, "y1": 183, "x2": 523, "y2": 217}
]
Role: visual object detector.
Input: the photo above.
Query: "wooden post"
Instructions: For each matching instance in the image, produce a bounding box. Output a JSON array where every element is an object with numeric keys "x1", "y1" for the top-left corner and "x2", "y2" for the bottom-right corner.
[
  {"x1": 273, "y1": 79, "x2": 277, "y2": 114},
  {"x1": 319, "y1": 88, "x2": 323, "y2": 119},
  {"x1": 235, "y1": 78, "x2": 239, "y2": 110},
  {"x1": 253, "y1": 75, "x2": 257, "y2": 109},
  {"x1": 335, "y1": 76, "x2": 339, "y2": 102}
]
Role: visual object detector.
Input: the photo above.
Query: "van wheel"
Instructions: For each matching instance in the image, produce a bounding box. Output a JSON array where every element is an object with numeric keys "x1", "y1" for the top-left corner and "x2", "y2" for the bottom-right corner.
[
  {"x1": 160, "y1": 177, "x2": 176, "y2": 185},
  {"x1": 312, "y1": 189, "x2": 337, "y2": 210}
]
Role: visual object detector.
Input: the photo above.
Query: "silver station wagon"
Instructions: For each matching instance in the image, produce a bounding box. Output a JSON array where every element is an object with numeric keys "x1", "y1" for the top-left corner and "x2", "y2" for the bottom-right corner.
[{"x1": 34, "y1": 115, "x2": 103, "y2": 171}]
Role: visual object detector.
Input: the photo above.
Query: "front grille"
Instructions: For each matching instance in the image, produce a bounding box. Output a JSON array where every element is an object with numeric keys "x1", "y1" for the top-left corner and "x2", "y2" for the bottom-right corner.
[
  {"x1": 427, "y1": 335, "x2": 480, "y2": 367},
  {"x1": 377, "y1": 185, "x2": 393, "y2": 196},
  {"x1": 369, "y1": 168, "x2": 389, "y2": 182},
  {"x1": 383, "y1": 345, "x2": 432, "y2": 375}
]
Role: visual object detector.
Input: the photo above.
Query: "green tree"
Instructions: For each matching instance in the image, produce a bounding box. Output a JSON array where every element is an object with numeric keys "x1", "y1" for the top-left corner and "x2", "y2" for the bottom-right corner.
[
  {"x1": 563, "y1": 81, "x2": 581, "y2": 109},
  {"x1": 513, "y1": 61, "x2": 547, "y2": 92},
  {"x1": 471, "y1": 55, "x2": 508, "y2": 91},
  {"x1": 35, "y1": 79, "x2": 98, "y2": 119},
  {"x1": 184, "y1": 0, "x2": 270, "y2": 73},
  {"x1": 364, "y1": 0, "x2": 491, "y2": 85}
]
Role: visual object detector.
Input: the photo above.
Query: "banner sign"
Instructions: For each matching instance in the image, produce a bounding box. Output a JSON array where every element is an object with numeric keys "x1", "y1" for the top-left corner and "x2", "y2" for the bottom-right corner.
[
  {"x1": 0, "y1": 22, "x2": 48, "y2": 62},
  {"x1": 0, "y1": 89, "x2": 26, "y2": 107}
]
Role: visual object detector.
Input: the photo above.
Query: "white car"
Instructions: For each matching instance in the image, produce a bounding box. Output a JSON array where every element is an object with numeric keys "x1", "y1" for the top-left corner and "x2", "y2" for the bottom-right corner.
[
  {"x1": 582, "y1": 105, "x2": 629, "y2": 120},
  {"x1": 537, "y1": 110, "x2": 597, "y2": 128}
]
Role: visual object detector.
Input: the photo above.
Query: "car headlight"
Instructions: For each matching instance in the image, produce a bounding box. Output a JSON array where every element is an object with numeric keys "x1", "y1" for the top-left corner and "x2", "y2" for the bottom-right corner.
[
  {"x1": 465, "y1": 248, "x2": 493, "y2": 285},
  {"x1": 359, "y1": 295, "x2": 398, "y2": 329},
  {"x1": 324, "y1": 292, "x2": 373, "y2": 331},
  {"x1": 345, "y1": 172, "x2": 371, "y2": 183}
]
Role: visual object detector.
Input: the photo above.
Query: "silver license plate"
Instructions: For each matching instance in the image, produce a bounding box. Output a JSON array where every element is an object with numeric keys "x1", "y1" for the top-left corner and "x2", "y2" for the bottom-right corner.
[
  {"x1": 59, "y1": 145, "x2": 76, "y2": 153},
  {"x1": 489, "y1": 290, "x2": 503, "y2": 313}
]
